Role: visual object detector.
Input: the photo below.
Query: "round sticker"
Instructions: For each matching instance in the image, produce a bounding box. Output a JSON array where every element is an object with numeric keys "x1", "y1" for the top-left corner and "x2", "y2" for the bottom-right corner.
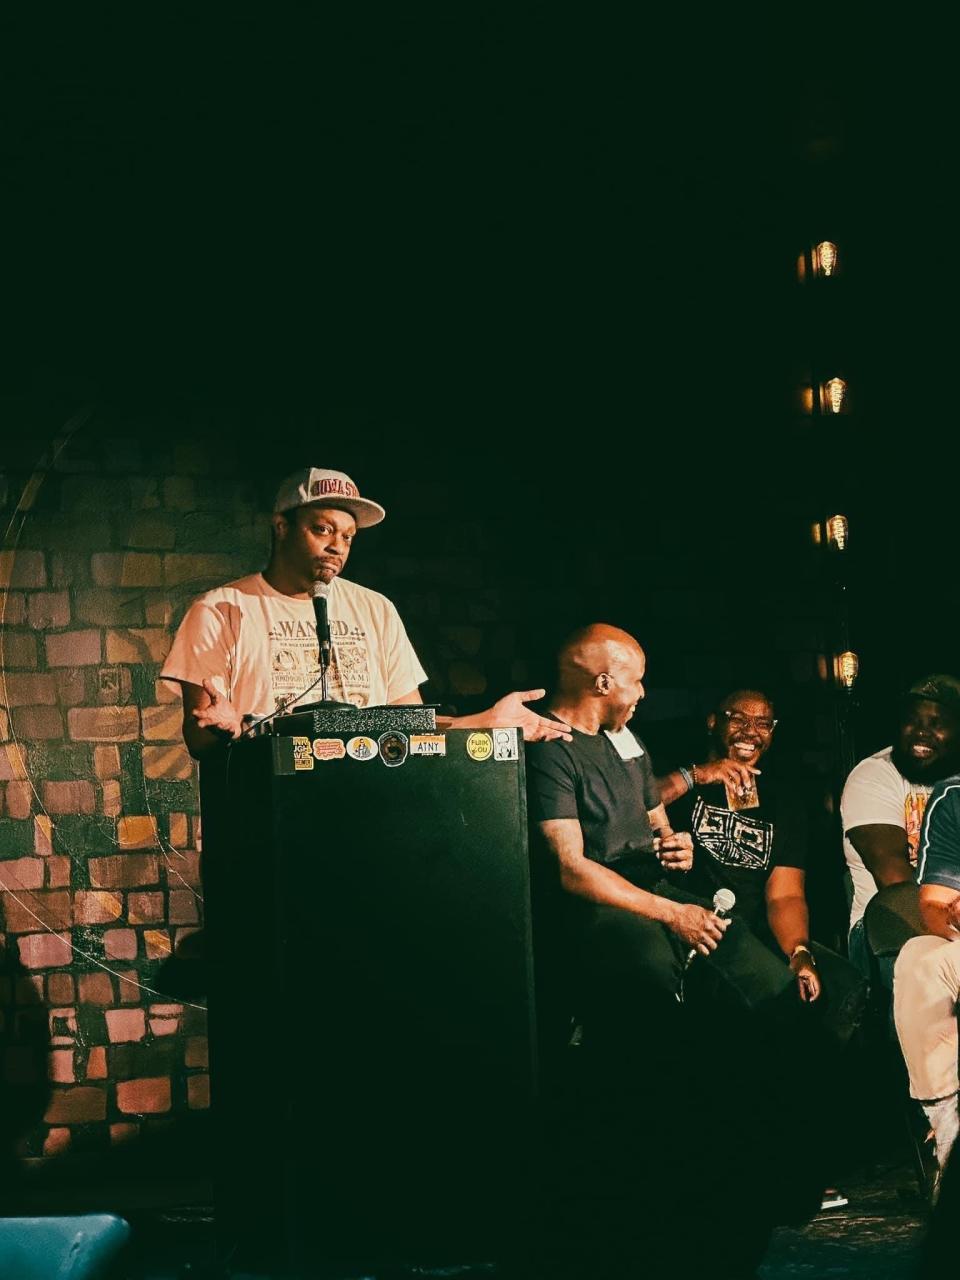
[
  {"x1": 378, "y1": 732, "x2": 409, "y2": 767},
  {"x1": 346, "y1": 736, "x2": 378, "y2": 761},
  {"x1": 466, "y1": 732, "x2": 493, "y2": 761}
]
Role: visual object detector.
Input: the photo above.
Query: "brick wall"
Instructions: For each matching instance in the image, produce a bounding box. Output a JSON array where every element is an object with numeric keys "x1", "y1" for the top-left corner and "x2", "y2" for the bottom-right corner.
[{"x1": 0, "y1": 422, "x2": 267, "y2": 1174}]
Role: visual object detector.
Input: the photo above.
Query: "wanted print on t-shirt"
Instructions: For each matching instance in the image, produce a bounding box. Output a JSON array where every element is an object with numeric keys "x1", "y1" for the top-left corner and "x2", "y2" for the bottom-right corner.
[
  {"x1": 328, "y1": 621, "x2": 372, "y2": 705},
  {"x1": 269, "y1": 617, "x2": 322, "y2": 708},
  {"x1": 692, "y1": 797, "x2": 774, "y2": 871}
]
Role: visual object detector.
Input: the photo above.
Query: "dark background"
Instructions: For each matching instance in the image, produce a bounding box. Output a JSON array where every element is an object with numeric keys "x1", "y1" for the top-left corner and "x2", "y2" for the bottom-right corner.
[{"x1": 2, "y1": 12, "x2": 954, "y2": 933}]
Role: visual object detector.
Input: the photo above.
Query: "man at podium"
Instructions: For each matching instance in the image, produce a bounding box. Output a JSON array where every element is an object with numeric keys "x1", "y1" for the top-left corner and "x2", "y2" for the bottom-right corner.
[{"x1": 160, "y1": 465, "x2": 569, "y2": 755}]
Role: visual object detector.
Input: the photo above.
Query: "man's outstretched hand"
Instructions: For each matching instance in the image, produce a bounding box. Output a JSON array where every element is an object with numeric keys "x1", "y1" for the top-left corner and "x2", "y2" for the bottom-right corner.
[
  {"x1": 192, "y1": 678, "x2": 244, "y2": 741},
  {"x1": 451, "y1": 689, "x2": 572, "y2": 742}
]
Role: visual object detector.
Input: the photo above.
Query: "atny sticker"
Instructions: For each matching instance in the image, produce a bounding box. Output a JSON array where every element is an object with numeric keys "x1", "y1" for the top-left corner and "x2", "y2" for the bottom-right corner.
[
  {"x1": 410, "y1": 734, "x2": 447, "y2": 758},
  {"x1": 492, "y1": 728, "x2": 519, "y2": 761},
  {"x1": 378, "y1": 732, "x2": 409, "y2": 767},
  {"x1": 312, "y1": 738, "x2": 346, "y2": 761},
  {"x1": 466, "y1": 731, "x2": 493, "y2": 762},
  {"x1": 292, "y1": 736, "x2": 314, "y2": 771},
  {"x1": 346, "y1": 735, "x2": 378, "y2": 762}
]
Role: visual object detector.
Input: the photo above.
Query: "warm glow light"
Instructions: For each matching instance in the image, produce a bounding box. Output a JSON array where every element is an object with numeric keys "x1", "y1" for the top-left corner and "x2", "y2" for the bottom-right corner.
[
  {"x1": 837, "y1": 651, "x2": 859, "y2": 689},
  {"x1": 824, "y1": 377, "x2": 846, "y2": 414},
  {"x1": 815, "y1": 241, "x2": 838, "y2": 277},
  {"x1": 825, "y1": 514, "x2": 849, "y2": 550}
]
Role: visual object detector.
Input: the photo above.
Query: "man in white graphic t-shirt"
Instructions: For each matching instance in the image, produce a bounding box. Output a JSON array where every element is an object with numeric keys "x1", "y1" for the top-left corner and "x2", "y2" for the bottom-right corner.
[
  {"x1": 841, "y1": 674, "x2": 960, "y2": 980},
  {"x1": 161, "y1": 466, "x2": 570, "y2": 758}
]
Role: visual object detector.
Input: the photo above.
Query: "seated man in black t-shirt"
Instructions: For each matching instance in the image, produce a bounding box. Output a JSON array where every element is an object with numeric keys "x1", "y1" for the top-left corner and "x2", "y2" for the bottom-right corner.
[{"x1": 659, "y1": 688, "x2": 865, "y2": 1040}]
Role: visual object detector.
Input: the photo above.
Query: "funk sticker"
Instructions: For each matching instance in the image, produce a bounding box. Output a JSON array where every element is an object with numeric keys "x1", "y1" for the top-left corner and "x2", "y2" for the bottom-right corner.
[
  {"x1": 312, "y1": 738, "x2": 346, "y2": 761},
  {"x1": 292, "y1": 736, "x2": 314, "y2": 771},
  {"x1": 410, "y1": 734, "x2": 447, "y2": 758},
  {"x1": 466, "y1": 732, "x2": 493, "y2": 761},
  {"x1": 378, "y1": 732, "x2": 409, "y2": 767},
  {"x1": 346, "y1": 735, "x2": 378, "y2": 761}
]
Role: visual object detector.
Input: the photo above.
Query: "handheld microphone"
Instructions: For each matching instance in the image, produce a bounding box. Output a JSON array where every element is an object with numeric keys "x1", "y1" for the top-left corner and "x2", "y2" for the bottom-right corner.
[
  {"x1": 683, "y1": 887, "x2": 736, "y2": 969},
  {"x1": 311, "y1": 581, "x2": 331, "y2": 667}
]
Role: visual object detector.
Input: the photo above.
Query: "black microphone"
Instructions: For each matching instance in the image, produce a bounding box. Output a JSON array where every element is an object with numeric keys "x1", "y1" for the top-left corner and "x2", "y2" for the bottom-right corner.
[
  {"x1": 311, "y1": 581, "x2": 331, "y2": 668},
  {"x1": 683, "y1": 888, "x2": 736, "y2": 969}
]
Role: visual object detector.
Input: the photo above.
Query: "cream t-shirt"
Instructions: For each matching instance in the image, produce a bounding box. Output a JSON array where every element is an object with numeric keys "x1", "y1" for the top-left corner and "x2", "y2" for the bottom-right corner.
[{"x1": 161, "y1": 573, "x2": 427, "y2": 715}]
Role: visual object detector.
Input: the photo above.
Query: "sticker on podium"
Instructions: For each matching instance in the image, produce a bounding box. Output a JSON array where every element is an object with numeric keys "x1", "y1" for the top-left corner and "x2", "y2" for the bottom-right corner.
[
  {"x1": 292, "y1": 737, "x2": 314, "y2": 771},
  {"x1": 410, "y1": 734, "x2": 447, "y2": 757},
  {"x1": 346, "y1": 735, "x2": 378, "y2": 761},
  {"x1": 492, "y1": 728, "x2": 519, "y2": 761},
  {"x1": 312, "y1": 738, "x2": 346, "y2": 761},
  {"x1": 378, "y1": 732, "x2": 409, "y2": 767},
  {"x1": 466, "y1": 732, "x2": 493, "y2": 761}
]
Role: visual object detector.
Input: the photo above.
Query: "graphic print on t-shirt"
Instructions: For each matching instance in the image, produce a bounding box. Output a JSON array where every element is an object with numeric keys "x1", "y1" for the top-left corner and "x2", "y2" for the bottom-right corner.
[
  {"x1": 905, "y1": 790, "x2": 930, "y2": 866},
  {"x1": 268, "y1": 615, "x2": 371, "y2": 709},
  {"x1": 692, "y1": 796, "x2": 774, "y2": 870}
]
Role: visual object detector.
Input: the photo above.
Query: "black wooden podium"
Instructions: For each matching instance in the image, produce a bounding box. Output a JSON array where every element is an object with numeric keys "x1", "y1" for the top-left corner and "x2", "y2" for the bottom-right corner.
[{"x1": 201, "y1": 724, "x2": 537, "y2": 1274}]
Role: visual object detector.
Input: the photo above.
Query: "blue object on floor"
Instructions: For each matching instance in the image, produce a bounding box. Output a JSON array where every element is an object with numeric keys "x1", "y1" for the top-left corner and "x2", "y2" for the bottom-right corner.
[{"x1": 0, "y1": 1214, "x2": 130, "y2": 1279}]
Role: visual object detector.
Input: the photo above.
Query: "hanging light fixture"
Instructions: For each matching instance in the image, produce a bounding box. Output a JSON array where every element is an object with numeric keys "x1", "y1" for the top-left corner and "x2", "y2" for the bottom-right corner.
[
  {"x1": 825, "y1": 514, "x2": 849, "y2": 550},
  {"x1": 822, "y1": 376, "x2": 847, "y2": 414},
  {"x1": 814, "y1": 241, "x2": 839, "y2": 277},
  {"x1": 836, "y1": 651, "x2": 859, "y2": 690}
]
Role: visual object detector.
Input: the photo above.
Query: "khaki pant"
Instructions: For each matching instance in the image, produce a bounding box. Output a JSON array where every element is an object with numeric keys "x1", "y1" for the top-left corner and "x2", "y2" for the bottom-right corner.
[{"x1": 894, "y1": 934, "x2": 960, "y2": 1100}]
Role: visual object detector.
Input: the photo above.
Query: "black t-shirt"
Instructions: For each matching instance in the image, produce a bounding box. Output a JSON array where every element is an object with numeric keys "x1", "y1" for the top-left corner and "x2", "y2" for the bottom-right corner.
[
  {"x1": 670, "y1": 775, "x2": 807, "y2": 937},
  {"x1": 526, "y1": 726, "x2": 662, "y2": 891}
]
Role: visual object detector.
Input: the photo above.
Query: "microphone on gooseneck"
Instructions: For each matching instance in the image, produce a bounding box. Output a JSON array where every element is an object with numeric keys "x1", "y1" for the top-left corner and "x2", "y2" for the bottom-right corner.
[
  {"x1": 683, "y1": 888, "x2": 736, "y2": 970},
  {"x1": 311, "y1": 581, "x2": 331, "y2": 667}
]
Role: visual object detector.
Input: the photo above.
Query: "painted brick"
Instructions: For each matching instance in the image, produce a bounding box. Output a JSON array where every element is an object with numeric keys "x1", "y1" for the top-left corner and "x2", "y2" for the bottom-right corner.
[
  {"x1": 73, "y1": 890, "x2": 123, "y2": 925},
  {"x1": 46, "y1": 856, "x2": 72, "y2": 888},
  {"x1": 10, "y1": 706, "x2": 65, "y2": 739},
  {"x1": 34, "y1": 815, "x2": 53, "y2": 856},
  {"x1": 117, "y1": 1076, "x2": 172, "y2": 1115},
  {"x1": 3, "y1": 674, "x2": 57, "y2": 706},
  {"x1": 103, "y1": 929, "x2": 138, "y2": 960},
  {"x1": 49, "y1": 1008, "x2": 78, "y2": 1045},
  {"x1": 185, "y1": 1036, "x2": 209, "y2": 1069},
  {"x1": 163, "y1": 476, "x2": 195, "y2": 509},
  {"x1": 18, "y1": 932, "x2": 73, "y2": 969},
  {"x1": 117, "y1": 816, "x2": 158, "y2": 849},
  {"x1": 0, "y1": 591, "x2": 27, "y2": 623},
  {"x1": 86, "y1": 1046, "x2": 108, "y2": 1080},
  {"x1": 142, "y1": 704, "x2": 183, "y2": 741},
  {"x1": 116, "y1": 970, "x2": 141, "y2": 1002},
  {"x1": 2, "y1": 890, "x2": 72, "y2": 932},
  {"x1": 101, "y1": 779, "x2": 122, "y2": 817},
  {"x1": 106, "y1": 628, "x2": 171, "y2": 664},
  {"x1": 95, "y1": 666, "x2": 133, "y2": 706},
  {"x1": 144, "y1": 930, "x2": 172, "y2": 959},
  {"x1": 3, "y1": 632, "x2": 37, "y2": 668},
  {"x1": 0, "y1": 550, "x2": 46, "y2": 588},
  {"x1": 5, "y1": 781, "x2": 34, "y2": 819},
  {"x1": 67, "y1": 706, "x2": 140, "y2": 742},
  {"x1": 175, "y1": 926, "x2": 202, "y2": 947},
  {"x1": 47, "y1": 974, "x2": 75, "y2": 1004},
  {"x1": 91, "y1": 552, "x2": 163, "y2": 587},
  {"x1": 110, "y1": 1122, "x2": 139, "y2": 1144},
  {"x1": 48, "y1": 1050, "x2": 76, "y2": 1084},
  {"x1": 148, "y1": 1003, "x2": 182, "y2": 1017},
  {"x1": 43, "y1": 1128, "x2": 72, "y2": 1157},
  {"x1": 126, "y1": 514, "x2": 178, "y2": 550},
  {"x1": 27, "y1": 591, "x2": 70, "y2": 629},
  {"x1": 45, "y1": 630, "x2": 102, "y2": 667},
  {"x1": 187, "y1": 1074, "x2": 210, "y2": 1110},
  {"x1": 163, "y1": 553, "x2": 234, "y2": 586},
  {"x1": 0, "y1": 707, "x2": 7, "y2": 740},
  {"x1": 127, "y1": 892, "x2": 164, "y2": 924},
  {"x1": 144, "y1": 594, "x2": 174, "y2": 626},
  {"x1": 142, "y1": 745, "x2": 193, "y2": 781},
  {"x1": 93, "y1": 745, "x2": 122, "y2": 779},
  {"x1": 168, "y1": 890, "x2": 199, "y2": 924},
  {"x1": 78, "y1": 972, "x2": 115, "y2": 1004},
  {"x1": 163, "y1": 850, "x2": 201, "y2": 888},
  {"x1": 0, "y1": 858, "x2": 45, "y2": 890},
  {"x1": 43, "y1": 781, "x2": 96, "y2": 816},
  {"x1": 106, "y1": 1008, "x2": 147, "y2": 1043},
  {"x1": 168, "y1": 813, "x2": 189, "y2": 847},
  {"x1": 44, "y1": 1087, "x2": 107, "y2": 1124},
  {"x1": 155, "y1": 677, "x2": 180, "y2": 705},
  {"x1": 0, "y1": 743, "x2": 28, "y2": 781},
  {"x1": 89, "y1": 854, "x2": 159, "y2": 889},
  {"x1": 74, "y1": 589, "x2": 144, "y2": 626},
  {"x1": 54, "y1": 667, "x2": 88, "y2": 706},
  {"x1": 150, "y1": 1018, "x2": 179, "y2": 1036}
]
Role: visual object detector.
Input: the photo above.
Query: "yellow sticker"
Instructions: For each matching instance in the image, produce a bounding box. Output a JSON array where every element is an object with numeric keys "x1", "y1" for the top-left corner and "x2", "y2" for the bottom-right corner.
[
  {"x1": 410, "y1": 734, "x2": 447, "y2": 757},
  {"x1": 292, "y1": 736, "x2": 314, "y2": 771},
  {"x1": 466, "y1": 732, "x2": 493, "y2": 761}
]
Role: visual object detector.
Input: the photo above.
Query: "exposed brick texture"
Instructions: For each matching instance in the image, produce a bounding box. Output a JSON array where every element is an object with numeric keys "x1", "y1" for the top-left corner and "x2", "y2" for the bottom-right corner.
[
  {"x1": 116, "y1": 1076, "x2": 172, "y2": 1115},
  {"x1": 67, "y1": 706, "x2": 140, "y2": 742}
]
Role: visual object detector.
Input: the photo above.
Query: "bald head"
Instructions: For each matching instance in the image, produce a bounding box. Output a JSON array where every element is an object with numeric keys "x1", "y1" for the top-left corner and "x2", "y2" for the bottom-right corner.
[{"x1": 555, "y1": 624, "x2": 647, "y2": 732}]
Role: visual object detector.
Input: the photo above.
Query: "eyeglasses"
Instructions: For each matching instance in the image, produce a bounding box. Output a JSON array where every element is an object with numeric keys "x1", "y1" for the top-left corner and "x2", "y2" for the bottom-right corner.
[{"x1": 723, "y1": 710, "x2": 778, "y2": 734}]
